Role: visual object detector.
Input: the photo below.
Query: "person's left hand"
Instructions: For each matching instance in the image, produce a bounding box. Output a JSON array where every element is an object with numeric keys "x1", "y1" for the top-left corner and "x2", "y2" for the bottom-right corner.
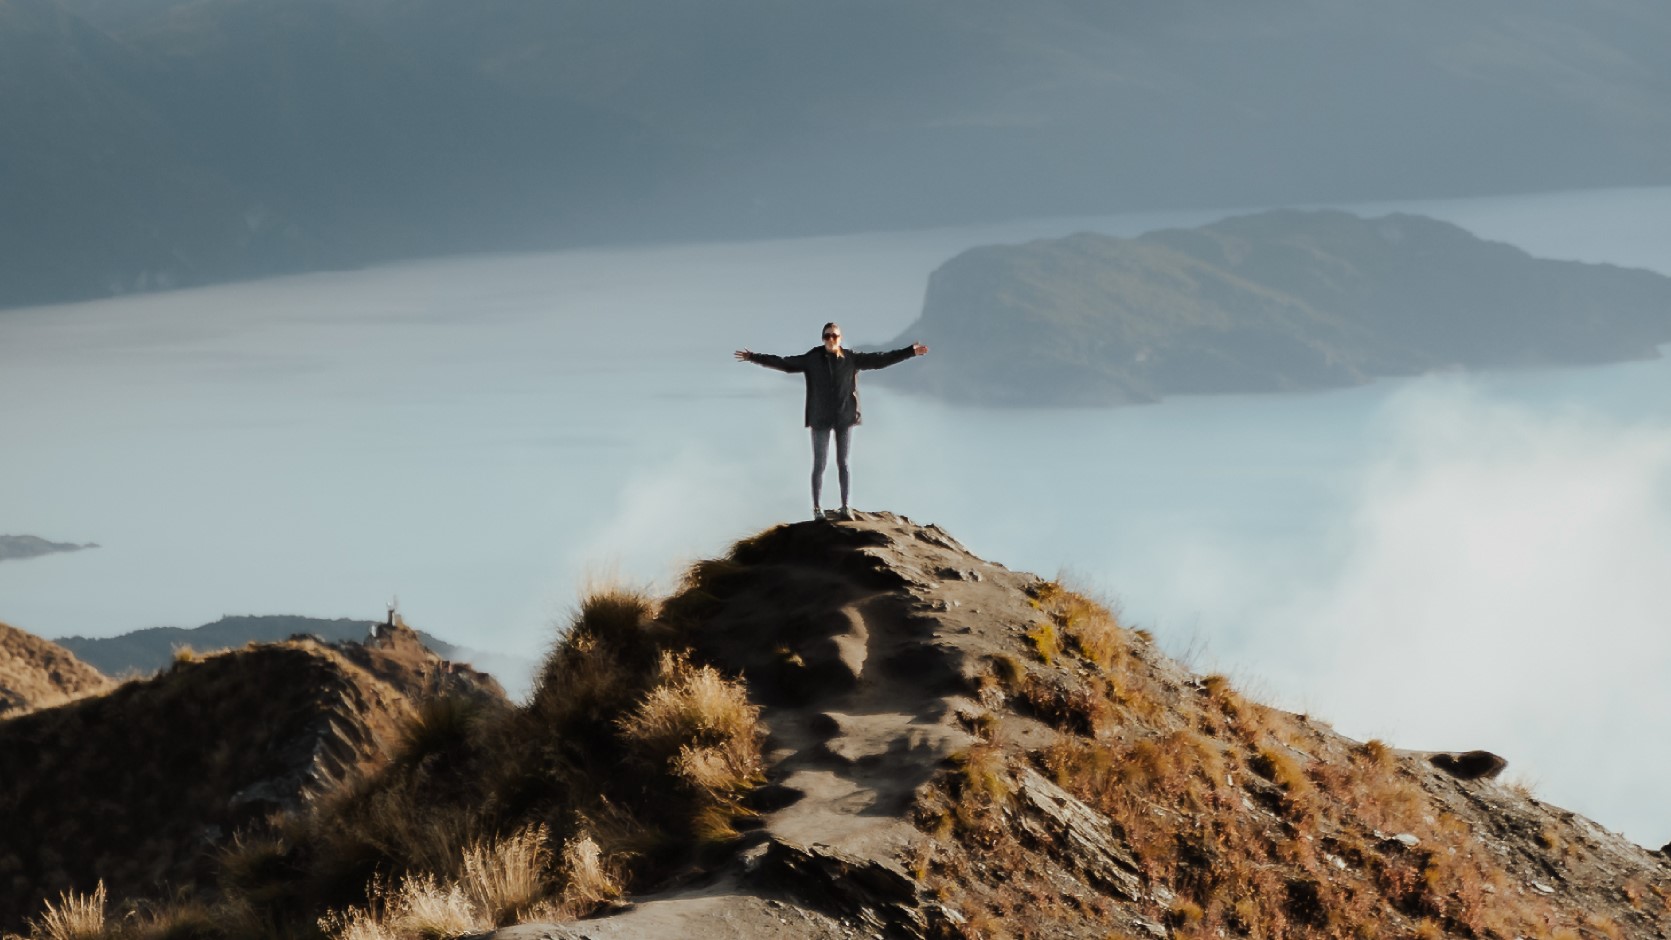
[{"x1": 912, "y1": 342, "x2": 929, "y2": 356}]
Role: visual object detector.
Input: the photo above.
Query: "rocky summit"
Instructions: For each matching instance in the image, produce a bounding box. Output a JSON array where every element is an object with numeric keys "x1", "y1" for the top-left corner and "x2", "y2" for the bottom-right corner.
[
  {"x1": 4, "y1": 515, "x2": 1669, "y2": 939},
  {"x1": 490, "y1": 514, "x2": 1671, "y2": 939}
]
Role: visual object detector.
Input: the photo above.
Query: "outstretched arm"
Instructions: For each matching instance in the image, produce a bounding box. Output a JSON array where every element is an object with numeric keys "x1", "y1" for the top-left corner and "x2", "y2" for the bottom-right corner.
[
  {"x1": 734, "y1": 349, "x2": 806, "y2": 373},
  {"x1": 853, "y1": 342, "x2": 928, "y2": 370}
]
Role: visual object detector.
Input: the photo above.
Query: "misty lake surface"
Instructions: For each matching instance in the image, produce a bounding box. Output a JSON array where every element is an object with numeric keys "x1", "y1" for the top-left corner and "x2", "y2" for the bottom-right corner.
[{"x1": 4, "y1": 186, "x2": 1671, "y2": 845}]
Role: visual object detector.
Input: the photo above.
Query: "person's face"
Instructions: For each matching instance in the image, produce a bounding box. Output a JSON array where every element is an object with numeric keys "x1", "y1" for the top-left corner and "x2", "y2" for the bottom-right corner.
[{"x1": 822, "y1": 326, "x2": 841, "y2": 350}]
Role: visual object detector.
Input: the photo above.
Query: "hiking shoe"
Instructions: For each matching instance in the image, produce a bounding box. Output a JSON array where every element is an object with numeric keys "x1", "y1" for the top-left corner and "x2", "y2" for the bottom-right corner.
[
  {"x1": 837, "y1": 506, "x2": 855, "y2": 521},
  {"x1": 813, "y1": 507, "x2": 825, "y2": 521}
]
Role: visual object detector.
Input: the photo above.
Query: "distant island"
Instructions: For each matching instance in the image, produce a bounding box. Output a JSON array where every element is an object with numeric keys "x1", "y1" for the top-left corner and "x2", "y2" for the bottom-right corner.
[
  {"x1": 0, "y1": 535, "x2": 98, "y2": 562},
  {"x1": 879, "y1": 209, "x2": 1671, "y2": 406}
]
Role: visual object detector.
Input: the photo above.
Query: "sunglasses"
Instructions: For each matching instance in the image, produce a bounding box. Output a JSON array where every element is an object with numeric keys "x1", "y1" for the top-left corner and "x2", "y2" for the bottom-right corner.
[{"x1": 823, "y1": 332, "x2": 840, "y2": 340}]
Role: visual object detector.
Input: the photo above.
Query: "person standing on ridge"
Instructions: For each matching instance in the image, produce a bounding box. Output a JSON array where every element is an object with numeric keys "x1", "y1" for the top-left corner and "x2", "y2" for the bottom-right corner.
[{"x1": 735, "y1": 323, "x2": 928, "y2": 521}]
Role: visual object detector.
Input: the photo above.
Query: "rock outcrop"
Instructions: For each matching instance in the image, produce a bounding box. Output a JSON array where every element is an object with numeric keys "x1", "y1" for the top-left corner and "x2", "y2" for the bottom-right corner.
[
  {"x1": 1430, "y1": 749, "x2": 1509, "y2": 781},
  {"x1": 484, "y1": 514, "x2": 1671, "y2": 938}
]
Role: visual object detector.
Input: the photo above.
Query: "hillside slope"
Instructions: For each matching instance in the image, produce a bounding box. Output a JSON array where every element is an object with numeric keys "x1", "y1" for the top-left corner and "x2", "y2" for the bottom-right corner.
[
  {"x1": 479, "y1": 514, "x2": 1671, "y2": 938},
  {"x1": 883, "y1": 210, "x2": 1671, "y2": 406},
  {"x1": 6, "y1": 518, "x2": 1667, "y2": 938},
  {"x1": 0, "y1": 619, "x2": 111, "y2": 715},
  {"x1": 0, "y1": 619, "x2": 506, "y2": 931}
]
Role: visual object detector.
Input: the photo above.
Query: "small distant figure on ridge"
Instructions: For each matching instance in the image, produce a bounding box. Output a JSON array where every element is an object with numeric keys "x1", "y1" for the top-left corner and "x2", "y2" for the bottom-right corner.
[
  {"x1": 372, "y1": 595, "x2": 398, "y2": 642},
  {"x1": 735, "y1": 322, "x2": 927, "y2": 521}
]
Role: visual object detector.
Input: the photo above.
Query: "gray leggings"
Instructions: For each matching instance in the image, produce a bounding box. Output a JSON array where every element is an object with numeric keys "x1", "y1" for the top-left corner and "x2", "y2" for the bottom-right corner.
[{"x1": 811, "y1": 425, "x2": 852, "y2": 508}]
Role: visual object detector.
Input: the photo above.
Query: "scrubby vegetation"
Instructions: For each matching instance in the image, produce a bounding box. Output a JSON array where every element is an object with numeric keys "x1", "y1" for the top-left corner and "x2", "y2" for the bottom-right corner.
[
  {"x1": 913, "y1": 581, "x2": 1604, "y2": 939},
  {"x1": 10, "y1": 519, "x2": 1667, "y2": 940},
  {"x1": 3, "y1": 586, "x2": 763, "y2": 940},
  {"x1": 0, "y1": 642, "x2": 417, "y2": 931}
]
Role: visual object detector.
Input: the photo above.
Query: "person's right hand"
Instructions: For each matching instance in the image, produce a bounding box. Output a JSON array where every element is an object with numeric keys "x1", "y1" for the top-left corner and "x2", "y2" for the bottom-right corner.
[{"x1": 734, "y1": 349, "x2": 752, "y2": 361}]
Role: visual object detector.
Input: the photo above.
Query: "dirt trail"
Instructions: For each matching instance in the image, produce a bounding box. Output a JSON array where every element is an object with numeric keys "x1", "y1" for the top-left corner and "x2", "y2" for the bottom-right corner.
[
  {"x1": 755, "y1": 588, "x2": 971, "y2": 858},
  {"x1": 486, "y1": 512, "x2": 1041, "y2": 939}
]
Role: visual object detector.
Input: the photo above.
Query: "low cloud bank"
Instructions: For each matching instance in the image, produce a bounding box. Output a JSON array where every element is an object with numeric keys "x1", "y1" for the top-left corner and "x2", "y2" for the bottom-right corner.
[{"x1": 1253, "y1": 379, "x2": 1671, "y2": 845}]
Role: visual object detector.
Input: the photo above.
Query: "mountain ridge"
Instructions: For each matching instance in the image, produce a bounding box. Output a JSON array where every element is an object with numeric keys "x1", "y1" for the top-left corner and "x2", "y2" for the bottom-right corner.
[
  {"x1": 0, "y1": 616, "x2": 508, "y2": 931},
  {"x1": 4, "y1": 515, "x2": 1666, "y2": 937},
  {"x1": 53, "y1": 613, "x2": 539, "y2": 696}
]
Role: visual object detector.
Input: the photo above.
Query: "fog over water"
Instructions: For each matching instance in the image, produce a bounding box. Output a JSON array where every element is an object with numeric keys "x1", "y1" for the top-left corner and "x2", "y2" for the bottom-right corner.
[{"x1": 3, "y1": 187, "x2": 1671, "y2": 844}]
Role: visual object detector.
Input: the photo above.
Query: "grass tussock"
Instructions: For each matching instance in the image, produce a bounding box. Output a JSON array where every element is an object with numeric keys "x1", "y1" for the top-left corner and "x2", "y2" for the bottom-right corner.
[
  {"x1": 316, "y1": 824, "x2": 572, "y2": 940},
  {"x1": 555, "y1": 834, "x2": 621, "y2": 914},
  {"x1": 1023, "y1": 622, "x2": 1059, "y2": 665},
  {"x1": 618, "y1": 653, "x2": 763, "y2": 798},
  {"x1": 1029, "y1": 580, "x2": 1131, "y2": 672},
  {"x1": 6, "y1": 883, "x2": 105, "y2": 940}
]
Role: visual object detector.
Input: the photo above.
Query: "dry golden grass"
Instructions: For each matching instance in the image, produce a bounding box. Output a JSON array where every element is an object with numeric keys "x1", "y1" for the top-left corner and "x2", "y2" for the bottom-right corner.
[
  {"x1": 555, "y1": 834, "x2": 622, "y2": 914},
  {"x1": 6, "y1": 543, "x2": 887, "y2": 931},
  {"x1": 318, "y1": 825, "x2": 568, "y2": 940},
  {"x1": 156, "y1": 580, "x2": 763, "y2": 938},
  {"x1": 458, "y1": 825, "x2": 557, "y2": 926},
  {"x1": 319, "y1": 874, "x2": 480, "y2": 940},
  {"x1": 1024, "y1": 622, "x2": 1060, "y2": 664},
  {"x1": 614, "y1": 650, "x2": 764, "y2": 843},
  {"x1": 1030, "y1": 581, "x2": 1129, "y2": 670},
  {"x1": 375, "y1": 876, "x2": 478, "y2": 939},
  {"x1": 630, "y1": 655, "x2": 758, "y2": 743},
  {"x1": 0, "y1": 620, "x2": 113, "y2": 718},
  {"x1": 7, "y1": 883, "x2": 105, "y2": 940},
  {"x1": 917, "y1": 584, "x2": 1612, "y2": 940}
]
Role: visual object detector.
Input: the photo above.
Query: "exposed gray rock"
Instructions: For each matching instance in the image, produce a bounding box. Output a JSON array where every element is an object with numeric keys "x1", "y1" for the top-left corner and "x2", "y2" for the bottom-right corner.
[
  {"x1": 752, "y1": 841, "x2": 927, "y2": 938},
  {"x1": 1012, "y1": 766, "x2": 1144, "y2": 901},
  {"x1": 1431, "y1": 749, "x2": 1509, "y2": 780}
]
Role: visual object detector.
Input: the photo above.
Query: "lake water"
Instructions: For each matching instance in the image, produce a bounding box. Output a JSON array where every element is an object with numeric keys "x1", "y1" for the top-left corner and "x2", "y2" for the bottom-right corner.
[{"x1": 3, "y1": 186, "x2": 1671, "y2": 845}]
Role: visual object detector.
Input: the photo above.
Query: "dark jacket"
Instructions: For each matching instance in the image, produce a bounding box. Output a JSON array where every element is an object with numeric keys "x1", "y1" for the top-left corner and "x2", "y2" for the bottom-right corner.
[{"x1": 746, "y1": 345, "x2": 916, "y2": 428}]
